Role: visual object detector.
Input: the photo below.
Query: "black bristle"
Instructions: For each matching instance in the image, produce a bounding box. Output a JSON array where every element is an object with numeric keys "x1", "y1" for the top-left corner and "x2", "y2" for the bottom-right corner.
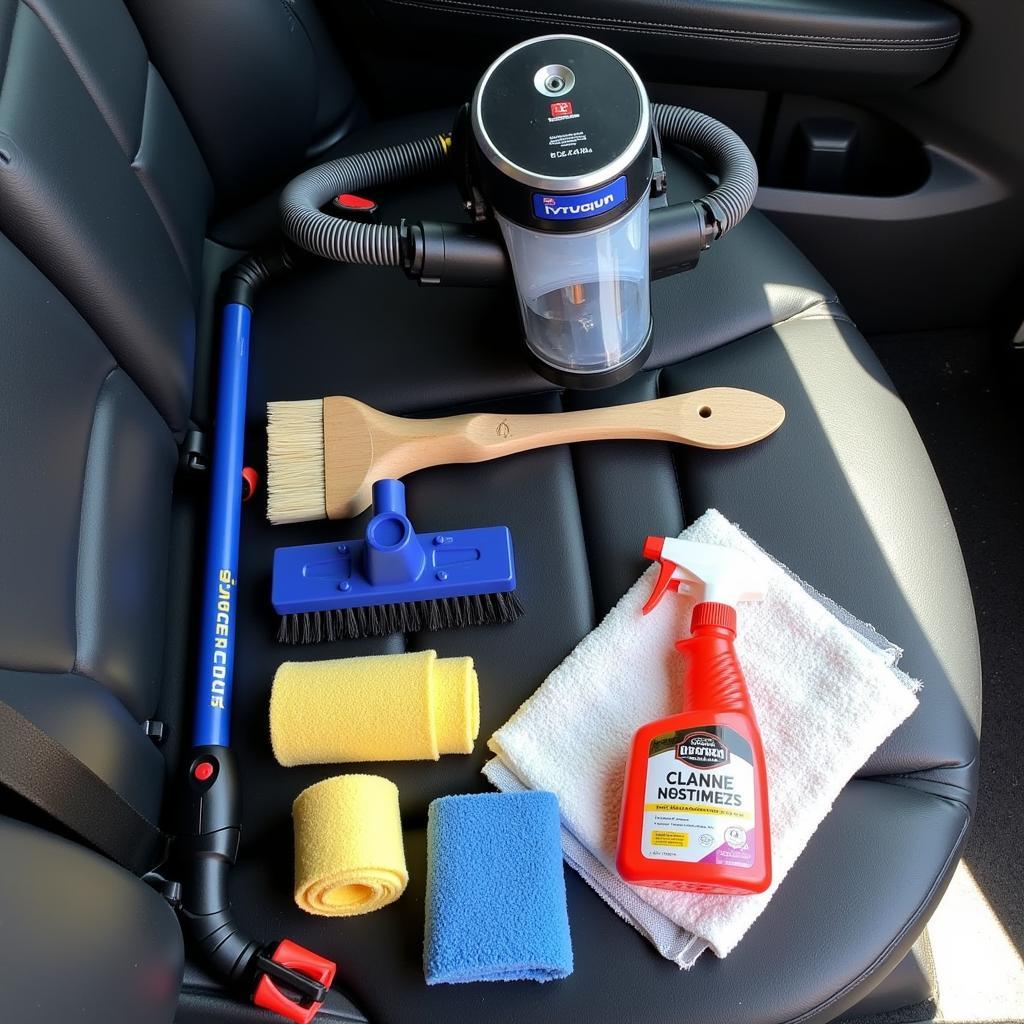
[
  {"x1": 277, "y1": 614, "x2": 295, "y2": 644},
  {"x1": 276, "y1": 589, "x2": 525, "y2": 645},
  {"x1": 343, "y1": 607, "x2": 358, "y2": 639},
  {"x1": 421, "y1": 600, "x2": 439, "y2": 631}
]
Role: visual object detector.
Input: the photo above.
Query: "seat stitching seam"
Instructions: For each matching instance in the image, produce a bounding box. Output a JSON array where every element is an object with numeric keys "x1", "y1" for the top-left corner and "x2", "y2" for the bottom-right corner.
[
  {"x1": 382, "y1": 0, "x2": 959, "y2": 48},
  {"x1": 773, "y1": 297, "x2": 855, "y2": 329},
  {"x1": 560, "y1": 390, "x2": 600, "y2": 634},
  {"x1": 903, "y1": 752, "x2": 979, "y2": 776},
  {"x1": 275, "y1": 0, "x2": 316, "y2": 54},
  {"x1": 17, "y1": 0, "x2": 143, "y2": 160},
  {"x1": 15, "y1": 1, "x2": 195, "y2": 298},
  {"x1": 129, "y1": 61, "x2": 150, "y2": 165},
  {"x1": 0, "y1": 214, "x2": 182, "y2": 432},
  {"x1": 383, "y1": 0, "x2": 961, "y2": 43},
  {"x1": 0, "y1": 1, "x2": 18, "y2": 98},
  {"x1": 71, "y1": 367, "x2": 120, "y2": 679},
  {"x1": 655, "y1": 366, "x2": 691, "y2": 530},
  {"x1": 864, "y1": 755, "x2": 979, "y2": 802},
  {"x1": 874, "y1": 775, "x2": 974, "y2": 806},
  {"x1": 130, "y1": 63, "x2": 197, "y2": 288},
  {"x1": 797, "y1": 311, "x2": 857, "y2": 327}
]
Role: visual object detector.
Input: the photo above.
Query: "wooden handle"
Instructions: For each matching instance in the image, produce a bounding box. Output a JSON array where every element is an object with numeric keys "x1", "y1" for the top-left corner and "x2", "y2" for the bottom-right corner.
[
  {"x1": 366, "y1": 387, "x2": 784, "y2": 480},
  {"x1": 322, "y1": 388, "x2": 785, "y2": 518}
]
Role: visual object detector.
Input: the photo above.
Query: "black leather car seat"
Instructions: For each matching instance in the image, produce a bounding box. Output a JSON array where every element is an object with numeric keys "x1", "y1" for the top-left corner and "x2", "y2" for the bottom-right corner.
[
  {"x1": 0, "y1": 0, "x2": 208, "y2": 1016},
  {"x1": 0, "y1": 1, "x2": 979, "y2": 1022}
]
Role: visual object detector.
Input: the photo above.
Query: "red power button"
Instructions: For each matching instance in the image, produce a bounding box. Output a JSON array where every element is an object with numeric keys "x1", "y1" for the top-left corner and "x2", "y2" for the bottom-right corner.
[
  {"x1": 334, "y1": 193, "x2": 376, "y2": 210},
  {"x1": 193, "y1": 760, "x2": 215, "y2": 782}
]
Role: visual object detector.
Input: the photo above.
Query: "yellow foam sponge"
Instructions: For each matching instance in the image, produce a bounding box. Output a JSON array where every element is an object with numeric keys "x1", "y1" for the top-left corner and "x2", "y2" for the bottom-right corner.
[
  {"x1": 293, "y1": 774, "x2": 408, "y2": 916},
  {"x1": 270, "y1": 650, "x2": 479, "y2": 766}
]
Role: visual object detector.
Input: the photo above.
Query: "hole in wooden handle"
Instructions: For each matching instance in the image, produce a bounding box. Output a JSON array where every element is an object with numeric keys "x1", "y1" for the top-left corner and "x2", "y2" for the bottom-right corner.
[{"x1": 698, "y1": 406, "x2": 712, "y2": 418}]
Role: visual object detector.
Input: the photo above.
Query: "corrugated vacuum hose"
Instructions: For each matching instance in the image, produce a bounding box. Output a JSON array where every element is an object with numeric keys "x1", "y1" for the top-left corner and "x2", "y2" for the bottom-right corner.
[
  {"x1": 280, "y1": 134, "x2": 450, "y2": 265},
  {"x1": 278, "y1": 105, "x2": 757, "y2": 275},
  {"x1": 651, "y1": 102, "x2": 758, "y2": 238}
]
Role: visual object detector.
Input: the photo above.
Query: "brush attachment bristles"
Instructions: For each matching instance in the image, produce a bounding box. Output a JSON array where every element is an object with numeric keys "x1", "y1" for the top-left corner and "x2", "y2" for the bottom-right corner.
[
  {"x1": 267, "y1": 399, "x2": 326, "y2": 525},
  {"x1": 277, "y1": 591, "x2": 525, "y2": 644},
  {"x1": 272, "y1": 478, "x2": 522, "y2": 645}
]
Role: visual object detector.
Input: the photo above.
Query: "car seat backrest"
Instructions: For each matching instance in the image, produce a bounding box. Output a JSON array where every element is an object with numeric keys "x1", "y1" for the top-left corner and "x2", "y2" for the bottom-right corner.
[
  {"x1": 0, "y1": 0, "x2": 213, "y2": 433},
  {"x1": 0, "y1": 231, "x2": 171, "y2": 820},
  {"x1": 125, "y1": 0, "x2": 359, "y2": 208},
  {"x1": 0, "y1": 0, "x2": 220, "y2": 820}
]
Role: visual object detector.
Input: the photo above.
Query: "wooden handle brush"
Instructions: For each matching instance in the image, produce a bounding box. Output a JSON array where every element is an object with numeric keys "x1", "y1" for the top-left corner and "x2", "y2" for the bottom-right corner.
[{"x1": 267, "y1": 388, "x2": 785, "y2": 524}]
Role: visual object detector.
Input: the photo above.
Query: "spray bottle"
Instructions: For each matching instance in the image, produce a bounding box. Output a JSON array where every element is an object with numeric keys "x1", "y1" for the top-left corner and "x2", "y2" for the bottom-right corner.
[{"x1": 615, "y1": 537, "x2": 772, "y2": 894}]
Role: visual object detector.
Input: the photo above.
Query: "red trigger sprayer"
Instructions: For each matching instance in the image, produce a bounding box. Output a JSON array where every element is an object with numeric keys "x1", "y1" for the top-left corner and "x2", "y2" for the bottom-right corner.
[{"x1": 615, "y1": 537, "x2": 772, "y2": 895}]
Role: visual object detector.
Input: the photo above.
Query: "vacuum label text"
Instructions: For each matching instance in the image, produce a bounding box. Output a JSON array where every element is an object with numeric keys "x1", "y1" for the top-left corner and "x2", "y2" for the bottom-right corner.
[
  {"x1": 532, "y1": 175, "x2": 627, "y2": 221},
  {"x1": 207, "y1": 568, "x2": 234, "y2": 710}
]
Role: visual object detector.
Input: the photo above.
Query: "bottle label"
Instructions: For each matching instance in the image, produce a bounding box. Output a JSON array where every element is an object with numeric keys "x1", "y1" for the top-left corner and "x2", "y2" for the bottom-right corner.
[{"x1": 640, "y1": 725, "x2": 756, "y2": 867}]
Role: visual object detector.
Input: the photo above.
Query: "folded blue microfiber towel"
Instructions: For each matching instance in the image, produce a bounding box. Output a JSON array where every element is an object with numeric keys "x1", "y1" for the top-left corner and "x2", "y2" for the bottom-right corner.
[{"x1": 424, "y1": 791, "x2": 574, "y2": 984}]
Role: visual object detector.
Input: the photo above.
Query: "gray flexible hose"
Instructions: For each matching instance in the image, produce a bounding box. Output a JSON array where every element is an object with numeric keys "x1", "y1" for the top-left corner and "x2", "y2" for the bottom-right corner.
[
  {"x1": 280, "y1": 134, "x2": 449, "y2": 265},
  {"x1": 652, "y1": 103, "x2": 758, "y2": 238},
  {"x1": 279, "y1": 106, "x2": 757, "y2": 265}
]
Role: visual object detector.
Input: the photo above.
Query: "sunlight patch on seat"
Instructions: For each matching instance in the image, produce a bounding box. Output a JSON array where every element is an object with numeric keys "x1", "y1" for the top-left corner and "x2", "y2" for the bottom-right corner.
[
  {"x1": 929, "y1": 861, "x2": 1024, "y2": 1023},
  {"x1": 770, "y1": 306, "x2": 981, "y2": 737}
]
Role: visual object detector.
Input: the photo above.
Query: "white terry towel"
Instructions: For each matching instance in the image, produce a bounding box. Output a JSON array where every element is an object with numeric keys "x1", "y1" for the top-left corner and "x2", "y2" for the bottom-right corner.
[{"x1": 484, "y1": 508, "x2": 920, "y2": 968}]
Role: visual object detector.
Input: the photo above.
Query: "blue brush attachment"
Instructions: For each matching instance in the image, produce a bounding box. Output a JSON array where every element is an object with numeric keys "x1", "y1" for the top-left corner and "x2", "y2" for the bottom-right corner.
[{"x1": 273, "y1": 479, "x2": 523, "y2": 643}]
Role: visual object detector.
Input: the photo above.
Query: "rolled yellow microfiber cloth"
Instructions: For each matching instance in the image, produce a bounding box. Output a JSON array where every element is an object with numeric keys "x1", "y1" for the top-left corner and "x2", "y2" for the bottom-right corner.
[
  {"x1": 270, "y1": 650, "x2": 479, "y2": 766},
  {"x1": 293, "y1": 774, "x2": 408, "y2": 916}
]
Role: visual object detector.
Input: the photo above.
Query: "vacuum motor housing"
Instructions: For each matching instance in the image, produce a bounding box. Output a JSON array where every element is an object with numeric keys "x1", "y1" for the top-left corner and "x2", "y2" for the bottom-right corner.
[{"x1": 470, "y1": 36, "x2": 655, "y2": 389}]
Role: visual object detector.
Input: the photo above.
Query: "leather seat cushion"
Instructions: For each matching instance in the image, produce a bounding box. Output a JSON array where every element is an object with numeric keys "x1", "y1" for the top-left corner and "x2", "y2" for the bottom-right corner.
[
  {"x1": 0, "y1": 816, "x2": 183, "y2": 1024},
  {"x1": 191, "y1": 110, "x2": 978, "y2": 1022},
  {"x1": 0, "y1": 231, "x2": 174, "y2": 820}
]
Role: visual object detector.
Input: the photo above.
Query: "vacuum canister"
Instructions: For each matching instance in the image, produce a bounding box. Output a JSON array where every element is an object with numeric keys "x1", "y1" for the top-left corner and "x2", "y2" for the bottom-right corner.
[{"x1": 470, "y1": 36, "x2": 654, "y2": 388}]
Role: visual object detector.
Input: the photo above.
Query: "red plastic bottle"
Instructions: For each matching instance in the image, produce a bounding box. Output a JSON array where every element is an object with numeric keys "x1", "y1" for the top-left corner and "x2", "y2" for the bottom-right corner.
[{"x1": 616, "y1": 539, "x2": 772, "y2": 895}]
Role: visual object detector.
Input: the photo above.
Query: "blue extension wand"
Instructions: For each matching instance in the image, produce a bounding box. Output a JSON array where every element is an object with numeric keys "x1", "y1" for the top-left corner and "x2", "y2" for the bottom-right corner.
[{"x1": 177, "y1": 254, "x2": 355, "y2": 1024}]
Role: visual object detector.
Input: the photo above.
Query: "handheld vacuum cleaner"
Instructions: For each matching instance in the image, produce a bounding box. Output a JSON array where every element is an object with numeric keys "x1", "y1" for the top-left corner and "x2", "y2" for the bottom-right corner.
[
  {"x1": 178, "y1": 34, "x2": 758, "y2": 1023},
  {"x1": 281, "y1": 33, "x2": 758, "y2": 389}
]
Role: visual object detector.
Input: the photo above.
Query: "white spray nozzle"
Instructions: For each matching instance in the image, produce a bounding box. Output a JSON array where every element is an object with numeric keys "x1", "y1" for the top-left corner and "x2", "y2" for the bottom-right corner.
[{"x1": 642, "y1": 536, "x2": 768, "y2": 615}]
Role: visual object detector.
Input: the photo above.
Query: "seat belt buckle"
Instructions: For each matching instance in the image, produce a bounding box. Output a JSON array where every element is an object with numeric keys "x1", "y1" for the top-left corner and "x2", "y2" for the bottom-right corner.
[{"x1": 252, "y1": 939, "x2": 336, "y2": 1024}]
